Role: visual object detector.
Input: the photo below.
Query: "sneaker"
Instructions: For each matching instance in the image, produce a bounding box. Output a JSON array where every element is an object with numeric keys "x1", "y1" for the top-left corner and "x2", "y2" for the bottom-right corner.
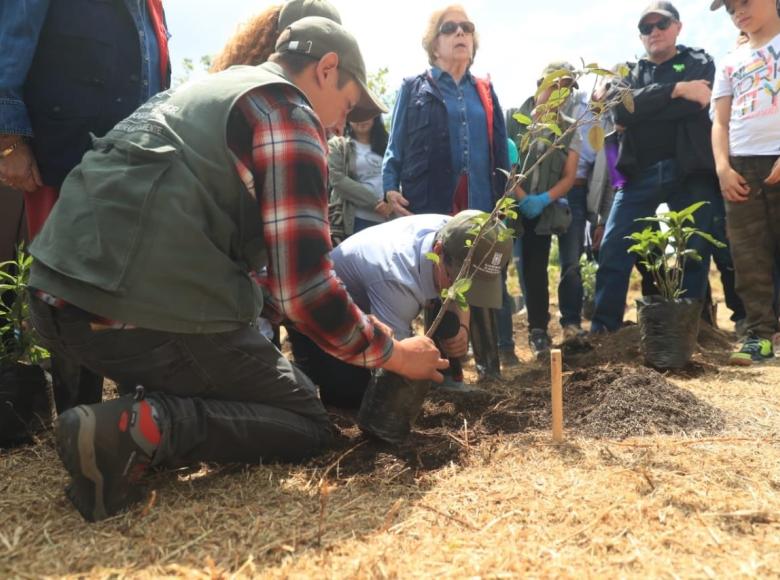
[
  {"x1": 562, "y1": 324, "x2": 587, "y2": 343},
  {"x1": 528, "y1": 329, "x2": 552, "y2": 360},
  {"x1": 55, "y1": 393, "x2": 162, "y2": 522},
  {"x1": 729, "y1": 334, "x2": 774, "y2": 366},
  {"x1": 734, "y1": 318, "x2": 748, "y2": 340},
  {"x1": 499, "y1": 348, "x2": 521, "y2": 368}
]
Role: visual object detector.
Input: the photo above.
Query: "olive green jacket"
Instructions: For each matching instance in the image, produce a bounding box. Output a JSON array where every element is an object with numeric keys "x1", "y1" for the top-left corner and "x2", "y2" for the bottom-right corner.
[{"x1": 31, "y1": 64, "x2": 301, "y2": 333}]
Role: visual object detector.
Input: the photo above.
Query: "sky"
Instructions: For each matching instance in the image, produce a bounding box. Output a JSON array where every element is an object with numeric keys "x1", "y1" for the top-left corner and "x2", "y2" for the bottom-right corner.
[{"x1": 164, "y1": 0, "x2": 740, "y2": 108}]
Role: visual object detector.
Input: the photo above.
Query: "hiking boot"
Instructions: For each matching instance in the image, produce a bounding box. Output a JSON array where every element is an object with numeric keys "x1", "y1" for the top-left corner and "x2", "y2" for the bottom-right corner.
[
  {"x1": 499, "y1": 348, "x2": 521, "y2": 368},
  {"x1": 562, "y1": 324, "x2": 587, "y2": 343},
  {"x1": 528, "y1": 329, "x2": 552, "y2": 361},
  {"x1": 55, "y1": 392, "x2": 162, "y2": 522},
  {"x1": 729, "y1": 334, "x2": 774, "y2": 366}
]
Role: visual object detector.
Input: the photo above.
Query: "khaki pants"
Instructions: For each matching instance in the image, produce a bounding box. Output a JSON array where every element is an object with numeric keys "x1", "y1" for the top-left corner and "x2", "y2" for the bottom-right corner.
[{"x1": 726, "y1": 156, "x2": 780, "y2": 339}]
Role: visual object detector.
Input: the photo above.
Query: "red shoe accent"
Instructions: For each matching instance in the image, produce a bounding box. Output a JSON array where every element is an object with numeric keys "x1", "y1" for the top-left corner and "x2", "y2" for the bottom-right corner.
[
  {"x1": 118, "y1": 410, "x2": 129, "y2": 432},
  {"x1": 136, "y1": 401, "x2": 161, "y2": 446}
]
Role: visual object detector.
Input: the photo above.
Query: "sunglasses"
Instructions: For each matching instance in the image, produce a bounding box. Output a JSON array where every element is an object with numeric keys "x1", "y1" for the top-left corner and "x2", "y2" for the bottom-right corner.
[
  {"x1": 438, "y1": 20, "x2": 475, "y2": 35},
  {"x1": 638, "y1": 16, "x2": 673, "y2": 35}
]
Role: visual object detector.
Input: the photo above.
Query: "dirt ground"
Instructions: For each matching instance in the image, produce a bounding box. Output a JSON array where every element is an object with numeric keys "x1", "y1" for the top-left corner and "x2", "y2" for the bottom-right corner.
[{"x1": 1, "y1": 280, "x2": 779, "y2": 578}]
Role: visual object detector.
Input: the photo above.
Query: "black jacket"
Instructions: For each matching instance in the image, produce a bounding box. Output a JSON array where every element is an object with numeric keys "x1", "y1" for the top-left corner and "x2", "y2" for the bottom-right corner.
[{"x1": 614, "y1": 45, "x2": 715, "y2": 182}]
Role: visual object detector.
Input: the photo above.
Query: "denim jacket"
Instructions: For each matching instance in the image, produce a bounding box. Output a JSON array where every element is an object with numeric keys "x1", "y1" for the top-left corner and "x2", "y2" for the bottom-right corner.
[{"x1": 0, "y1": 0, "x2": 169, "y2": 186}]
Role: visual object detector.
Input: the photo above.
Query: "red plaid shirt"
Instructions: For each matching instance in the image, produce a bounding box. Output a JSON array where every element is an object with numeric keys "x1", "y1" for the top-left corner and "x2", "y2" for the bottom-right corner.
[{"x1": 228, "y1": 84, "x2": 393, "y2": 368}]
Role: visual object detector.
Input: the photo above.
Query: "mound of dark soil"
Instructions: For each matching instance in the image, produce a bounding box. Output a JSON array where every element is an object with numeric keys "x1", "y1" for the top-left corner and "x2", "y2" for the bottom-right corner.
[
  {"x1": 528, "y1": 365, "x2": 726, "y2": 439},
  {"x1": 317, "y1": 364, "x2": 725, "y2": 477},
  {"x1": 563, "y1": 322, "x2": 734, "y2": 371}
]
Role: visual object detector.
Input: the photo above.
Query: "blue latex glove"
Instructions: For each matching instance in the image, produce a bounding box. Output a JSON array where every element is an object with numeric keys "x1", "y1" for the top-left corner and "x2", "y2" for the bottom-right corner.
[{"x1": 518, "y1": 191, "x2": 552, "y2": 219}]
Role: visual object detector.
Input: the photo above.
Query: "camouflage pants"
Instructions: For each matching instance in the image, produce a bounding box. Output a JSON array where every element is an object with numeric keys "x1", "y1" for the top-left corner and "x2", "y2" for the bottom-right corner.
[{"x1": 725, "y1": 156, "x2": 780, "y2": 339}]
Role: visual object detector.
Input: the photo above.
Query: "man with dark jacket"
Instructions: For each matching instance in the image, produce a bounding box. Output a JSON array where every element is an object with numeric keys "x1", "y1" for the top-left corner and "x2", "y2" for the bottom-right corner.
[
  {"x1": 590, "y1": 1, "x2": 720, "y2": 333},
  {"x1": 0, "y1": 0, "x2": 171, "y2": 412}
]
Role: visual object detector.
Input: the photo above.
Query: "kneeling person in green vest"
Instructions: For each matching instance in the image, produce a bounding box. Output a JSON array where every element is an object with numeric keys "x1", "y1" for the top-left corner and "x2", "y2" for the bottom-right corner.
[{"x1": 27, "y1": 17, "x2": 449, "y2": 523}]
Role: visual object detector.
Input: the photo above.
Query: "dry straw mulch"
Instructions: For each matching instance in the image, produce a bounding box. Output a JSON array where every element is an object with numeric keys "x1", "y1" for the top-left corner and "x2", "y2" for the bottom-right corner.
[{"x1": 2, "y1": 320, "x2": 780, "y2": 577}]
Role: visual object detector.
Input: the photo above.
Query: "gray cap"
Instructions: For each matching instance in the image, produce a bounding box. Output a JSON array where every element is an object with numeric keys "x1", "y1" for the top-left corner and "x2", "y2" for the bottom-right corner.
[
  {"x1": 709, "y1": 0, "x2": 725, "y2": 9},
  {"x1": 437, "y1": 210, "x2": 513, "y2": 309},
  {"x1": 639, "y1": 1, "x2": 680, "y2": 25},
  {"x1": 538, "y1": 61, "x2": 579, "y2": 88},
  {"x1": 275, "y1": 16, "x2": 387, "y2": 122},
  {"x1": 277, "y1": 0, "x2": 341, "y2": 31}
]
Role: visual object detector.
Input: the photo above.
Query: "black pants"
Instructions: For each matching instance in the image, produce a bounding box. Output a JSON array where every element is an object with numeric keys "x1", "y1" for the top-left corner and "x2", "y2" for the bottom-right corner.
[
  {"x1": 520, "y1": 217, "x2": 553, "y2": 331},
  {"x1": 287, "y1": 327, "x2": 371, "y2": 409},
  {"x1": 30, "y1": 297, "x2": 332, "y2": 464}
]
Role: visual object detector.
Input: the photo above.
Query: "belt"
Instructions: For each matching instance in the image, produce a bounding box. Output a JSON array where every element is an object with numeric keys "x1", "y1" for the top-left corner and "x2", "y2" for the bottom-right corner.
[{"x1": 573, "y1": 178, "x2": 588, "y2": 187}]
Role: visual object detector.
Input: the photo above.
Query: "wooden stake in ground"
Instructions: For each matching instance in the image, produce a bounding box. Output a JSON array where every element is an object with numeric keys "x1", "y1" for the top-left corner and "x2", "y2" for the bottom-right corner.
[{"x1": 551, "y1": 349, "x2": 564, "y2": 442}]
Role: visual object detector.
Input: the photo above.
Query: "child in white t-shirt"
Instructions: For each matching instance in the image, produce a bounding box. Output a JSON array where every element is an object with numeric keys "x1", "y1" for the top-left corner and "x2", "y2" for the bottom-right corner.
[{"x1": 711, "y1": 0, "x2": 780, "y2": 364}]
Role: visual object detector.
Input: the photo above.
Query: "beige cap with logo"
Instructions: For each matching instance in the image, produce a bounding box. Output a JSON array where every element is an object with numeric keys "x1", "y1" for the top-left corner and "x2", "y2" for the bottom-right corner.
[
  {"x1": 275, "y1": 16, "x2": 387, "y2": 122},
  {"x1": 437, "y1": 210, "x2": 513, "y2": 309}
]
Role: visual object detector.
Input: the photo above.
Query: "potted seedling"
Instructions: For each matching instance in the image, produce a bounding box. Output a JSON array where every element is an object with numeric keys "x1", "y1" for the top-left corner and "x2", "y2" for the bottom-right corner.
[
  {"x1": 627, "y1": 202, "x2": 725, "y2": 369},
  {"x1": 0, "y1": 246, "x2": 51, "y2": 445}
]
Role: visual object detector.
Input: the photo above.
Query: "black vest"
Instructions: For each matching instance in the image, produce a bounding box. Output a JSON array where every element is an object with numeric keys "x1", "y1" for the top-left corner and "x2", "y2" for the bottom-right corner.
[{"x1": 24, "y1": 0, "x2": 167, "y2": 188}]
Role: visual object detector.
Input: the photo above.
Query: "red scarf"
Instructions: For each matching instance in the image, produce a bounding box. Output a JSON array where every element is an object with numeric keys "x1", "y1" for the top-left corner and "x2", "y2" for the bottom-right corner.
[
  {"x1": 452, "y1": 76, "x2": 496, "y2": 215},
  {"x1": 146, "y1": 0, "x2": 170, "y2": 88}
]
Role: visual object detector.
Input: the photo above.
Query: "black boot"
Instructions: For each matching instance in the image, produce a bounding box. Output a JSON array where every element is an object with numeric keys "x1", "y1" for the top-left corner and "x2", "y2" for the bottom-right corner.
[{"x1": 470, "y1": 306, "x2": 501, "y2": 381}]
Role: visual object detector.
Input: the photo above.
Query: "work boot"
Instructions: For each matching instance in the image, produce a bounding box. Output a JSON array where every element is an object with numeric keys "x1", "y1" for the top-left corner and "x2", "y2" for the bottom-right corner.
[
  {"x1": 528, "y1": 328, "x2": 552, "y2": 361},
  {"x1": 470, "y1": 306, "x2": 501, "y2": 381},
  {"x1": 562, "y1": 324, "x2": 587, "y2": 343},
  {"x1": 55, "y1": 391, "x2": 162, "y2": 522},
  {"x1": 499, "y1": 348, "x2": 521, "y2": 368}
]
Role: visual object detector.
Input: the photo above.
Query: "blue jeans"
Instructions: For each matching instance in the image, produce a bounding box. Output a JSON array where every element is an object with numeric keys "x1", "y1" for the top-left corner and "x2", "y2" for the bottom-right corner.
[
  {"x1": 353, "y1": 217, "x2": 382, "y2": 234},
  {"x1": 591, "y1": 160, "x2": 718, "y2": 333},
  {"x1": 557, "y1": 185, "x2": 588, "y2": 327}
]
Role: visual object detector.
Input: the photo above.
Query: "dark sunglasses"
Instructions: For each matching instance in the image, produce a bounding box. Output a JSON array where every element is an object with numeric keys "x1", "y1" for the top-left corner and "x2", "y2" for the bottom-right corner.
[
  {"x1": 438, "y1": 20, "x2": 475, "y2": 35},
  {"x1": 638, "y1": 16, "x2": 673, "y2": 35}
]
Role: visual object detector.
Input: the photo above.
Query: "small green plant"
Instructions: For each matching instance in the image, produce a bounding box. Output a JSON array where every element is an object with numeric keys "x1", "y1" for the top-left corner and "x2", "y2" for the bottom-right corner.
[
  {"x1": 580, "y1": 254, "x2": 598, "y2": 302},
  {"x1": 0, "y1": 246, "x2": 48, "y2": 366},
  {"x1": 426, "y1": 63, "x2": 632, "y2": 335},
  {"x1": 626, "y1": 202, "x2": 725, "y2": 301}
]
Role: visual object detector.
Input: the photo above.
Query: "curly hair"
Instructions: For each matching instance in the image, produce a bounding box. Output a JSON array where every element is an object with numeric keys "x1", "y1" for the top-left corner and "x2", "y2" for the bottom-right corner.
[
  {"x1": 210, "y1": 5, "x2": 283, "y2": 72},
  {"x1": 421, "y1": 4, "x2": 479, "y2": 67}
]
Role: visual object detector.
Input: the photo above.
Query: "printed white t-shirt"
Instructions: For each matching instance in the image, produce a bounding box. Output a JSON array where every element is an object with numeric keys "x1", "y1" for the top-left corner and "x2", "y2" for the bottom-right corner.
[{"x1": 712, "y1": 32, "x2": 780, "y2": 157}]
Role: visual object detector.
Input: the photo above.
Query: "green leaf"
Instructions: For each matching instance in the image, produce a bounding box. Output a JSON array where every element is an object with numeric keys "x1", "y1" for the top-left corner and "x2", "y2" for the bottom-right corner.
[
  {"x1": 587, "y1": 67, "x2": 615, "y2": 77},
  {"x1": 512, "y1": 112, "x2": 532, "y2": 126},
  {"x1": 453, "y1": 277, "x2": 472, "y2": 295},
  {"x1": 424, "y1": 252, "x2": 440, "y2": 265},
  {"x1": 692, "y1": 230, "x2": 727, "y2": 248},
  {"x1": 588, "y1": 125, "x2": 605, "y2": 153}
]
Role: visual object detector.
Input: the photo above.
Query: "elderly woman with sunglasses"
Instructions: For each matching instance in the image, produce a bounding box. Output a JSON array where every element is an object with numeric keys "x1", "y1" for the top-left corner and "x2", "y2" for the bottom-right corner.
[{"x1": 382, "y1": 4, "x2": 510, "y2": 381}]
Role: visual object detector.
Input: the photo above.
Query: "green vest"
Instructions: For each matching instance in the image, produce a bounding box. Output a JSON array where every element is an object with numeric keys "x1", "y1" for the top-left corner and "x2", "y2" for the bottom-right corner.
[
  {"x1": 514, "y1": 96, "x2": 576, "y2": 194},
  {"x1": 31, "y1": 63, "x2": 308, "y2": 333}
]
